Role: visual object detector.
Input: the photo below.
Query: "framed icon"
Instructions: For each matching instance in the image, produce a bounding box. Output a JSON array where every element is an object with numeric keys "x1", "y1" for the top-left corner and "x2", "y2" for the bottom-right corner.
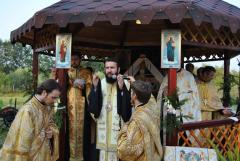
[
  {"x1": 164, "y1": 146, "x2": 217, "y2": 161},
  {"x1": 55, "y1": 33, "x2": 72, "y2": 68},
  {"x1": 161, "y1": 30, "x2": 181, "y2": 68}
]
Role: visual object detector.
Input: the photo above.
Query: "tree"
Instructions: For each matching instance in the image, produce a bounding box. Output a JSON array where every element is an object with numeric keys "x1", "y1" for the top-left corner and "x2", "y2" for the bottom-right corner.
[
  {"x1": 0, "y1": 40, "x2": 54, "y2": 93},
  {"x1": 8, "y1": 68, "x2": 32, "y2": 92},
  {"x1": 39, "y1": 54, "x2": 54, "y2": 79},
  {"x1": 0, "y1": 41, "x2": 32, "y2": 74},
  {"x1": 0, "y1": 70, "x2": 10, "y2": 92}
]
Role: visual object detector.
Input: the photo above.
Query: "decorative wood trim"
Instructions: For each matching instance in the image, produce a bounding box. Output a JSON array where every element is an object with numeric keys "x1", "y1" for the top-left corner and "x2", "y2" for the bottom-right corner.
[
  {"x1": 184, "y1": 53, "x2": 225, "y2": 63},
  {"x1": 35, "y1": 45, "x2": 55, "y2": 53},
  {"x1": 179, "y1": 117, "x2": 240, "y2": 131},
  {"x1": 181, "y1": 21, "x2": 240, "y2": 51},
  {"x1": 124, "y1": 57, "x2": 164, "y2": 83}
]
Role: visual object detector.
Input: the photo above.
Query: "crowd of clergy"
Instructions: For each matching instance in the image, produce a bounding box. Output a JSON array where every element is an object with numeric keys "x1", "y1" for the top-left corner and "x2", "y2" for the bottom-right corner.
[{"x1": 0, "y1": 55, "x2": 234, "y2": 161}]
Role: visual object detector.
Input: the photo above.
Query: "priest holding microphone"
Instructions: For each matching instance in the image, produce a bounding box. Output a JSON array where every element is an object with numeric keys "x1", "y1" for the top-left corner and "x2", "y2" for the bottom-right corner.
[{"x1": 88, "y1": 58, "x2": 132, "y2": 161}]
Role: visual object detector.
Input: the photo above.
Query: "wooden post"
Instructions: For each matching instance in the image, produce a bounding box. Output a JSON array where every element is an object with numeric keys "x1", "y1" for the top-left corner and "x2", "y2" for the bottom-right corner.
[
  {"x1": 32, "y1": 31, "x2": 39, "y2": 93},
  {"x1": 223, "y1": 55, "x2": 230, "y2": 107},
  {"x1": 56, "y1": 69, "x2": 68, "y2": 161},
  {"x1": 166, "y1": 68, "x2": 178, "y2": 146},
  {"x1": 167, "y1": 68, "x2": 177, "y2": 95},
  {"x1": 32, "y1": 51, "x2": 39, "y2": 92}
]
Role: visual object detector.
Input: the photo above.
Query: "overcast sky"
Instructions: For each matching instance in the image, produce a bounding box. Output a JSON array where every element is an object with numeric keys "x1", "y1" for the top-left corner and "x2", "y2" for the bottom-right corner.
[{"x1": 0, "y1": 0, "x2": 239, "y2": 71}]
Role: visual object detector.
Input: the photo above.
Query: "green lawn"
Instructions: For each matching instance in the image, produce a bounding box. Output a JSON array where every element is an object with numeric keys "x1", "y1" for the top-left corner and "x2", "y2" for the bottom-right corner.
[
  {"x1": 0, "y1": 92, "x2": 30, "y2": 109},
  {"x1": 0, "y1": 92, "x2": 30, "y2": 148}
]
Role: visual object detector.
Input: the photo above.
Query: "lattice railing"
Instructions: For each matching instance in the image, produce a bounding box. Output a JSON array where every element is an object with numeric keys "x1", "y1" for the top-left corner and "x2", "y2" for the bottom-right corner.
[
  {"x1": 168, "y1": 118, "x2": 240, "y2": 157},
  {"x1": 181, "y1": 20, "x2": 240, "y2": 49}
]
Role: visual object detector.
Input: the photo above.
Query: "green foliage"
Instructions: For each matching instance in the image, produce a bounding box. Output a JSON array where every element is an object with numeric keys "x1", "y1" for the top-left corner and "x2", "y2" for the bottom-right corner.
[
  {"x1": 81, "y1": 60, "x2": 104, "y2": 73},
  {"x1": 0, "y1": 93, "x2": 29, "y2": 109},
  {"x1": 0, "y1": 127, "x2": 8, "y2": 148},
  {"x1": 214, "y1": 66, "x2": 239, "y2": 102},
  {"x1": 39, "y1": 54, "x2": 54, "y2": 79},
  {"x1": 8, "y1": 98, "x2": 13, "y2": 106},
  {"x1": 0, "y1": 41, "x2": 32, "y2": 74},
  {"x1": 0, "y1": 99, "x2": 3, "y2": 109},
  {"x1": 53, "y1": 110, "x2": 64, "y2": 129},
  {"x1": 164, "y1": 89, "x2": 188, "y2": 110},
  {"x1": 161, "y1": 89, "x2": 191, "y2": 133},
  {"x1": 209, "y1": 140, "x2": 240, "y2": 161},
  {"x1": 218, "y1": 72, "x2": 239, "y2": 106},
  {"x1": 0, "y1": 40, "x2": 54, "y2": 93},
  {"x1": 7, "y1": 68, "x2": 32, "y2": 92}
]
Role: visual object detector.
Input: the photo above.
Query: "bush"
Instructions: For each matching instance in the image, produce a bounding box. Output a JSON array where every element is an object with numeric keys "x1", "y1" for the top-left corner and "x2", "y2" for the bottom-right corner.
[
  {"x1": 210, "y1": 140, "x2": 240, "y2": 161},
  {"x1": 0, "y1": 99, "x2": 3, "y2": 109}
]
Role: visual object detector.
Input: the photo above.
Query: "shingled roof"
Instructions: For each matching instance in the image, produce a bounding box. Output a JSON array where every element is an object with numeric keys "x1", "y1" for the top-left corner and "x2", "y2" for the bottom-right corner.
[{"x1": 11, "y1": 0, "x2": 240, "y2": 42}]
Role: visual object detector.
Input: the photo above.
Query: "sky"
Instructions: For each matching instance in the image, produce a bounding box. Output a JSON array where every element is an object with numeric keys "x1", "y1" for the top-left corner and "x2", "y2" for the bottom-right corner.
[{"x1": 0, "y1": 0, "x2": 240, "y2": 71}]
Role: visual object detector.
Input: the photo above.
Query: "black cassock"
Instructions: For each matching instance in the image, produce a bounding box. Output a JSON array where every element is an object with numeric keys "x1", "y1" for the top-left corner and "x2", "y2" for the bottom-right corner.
[
  {"x1": 88, "y1": 80, "x2": 132, "y2": 161},
  {"x1": 88, "y1": 80, "x2": 132, "y2": 122}
]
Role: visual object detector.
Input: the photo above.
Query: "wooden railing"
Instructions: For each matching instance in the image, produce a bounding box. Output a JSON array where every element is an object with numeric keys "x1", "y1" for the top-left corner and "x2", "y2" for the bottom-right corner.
[{"x1": 167, "y1": 117, "x2": 240, "y2": 157}]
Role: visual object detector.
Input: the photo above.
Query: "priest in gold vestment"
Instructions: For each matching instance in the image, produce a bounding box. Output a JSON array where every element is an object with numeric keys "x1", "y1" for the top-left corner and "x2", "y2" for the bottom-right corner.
[
  {"x1": 67, "y1": 54, "x2": 93, "y2": 161},
  {"x1": 0, "y1": 79, "x2": 61, "y2": 161},
  {"x1": 197, "y1": 66, "x2": 232, "y2": 120},
  {"x1": 118, "y1": 80, "x2": 163, "y2": 161},
  {"x1": 88, "y1": 58, "x2": 132, "y2": 161}
]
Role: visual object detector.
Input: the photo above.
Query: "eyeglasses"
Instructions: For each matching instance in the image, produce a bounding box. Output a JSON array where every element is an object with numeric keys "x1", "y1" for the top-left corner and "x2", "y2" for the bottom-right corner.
[{"x1": 51, "y1": 96, "x2": 60, "y2": 100}]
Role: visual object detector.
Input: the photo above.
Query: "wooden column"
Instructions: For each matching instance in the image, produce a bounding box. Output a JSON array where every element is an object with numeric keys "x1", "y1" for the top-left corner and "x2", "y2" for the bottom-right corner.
[
  {"x1": 223, "y1": 55, "x2": 230, "y2": 107},
  {"x1": 32, "y1": 51, "x2": 39, "y2": 92},
  {"x1": 166, "y1": 68, "x2": 178, "y2": 146},
  {"x1": 57, "y1": 69, "x2": 68, "y2": 161},
  {"x1": 167, "y1": 69, "x2": 177, "y2": 95}
]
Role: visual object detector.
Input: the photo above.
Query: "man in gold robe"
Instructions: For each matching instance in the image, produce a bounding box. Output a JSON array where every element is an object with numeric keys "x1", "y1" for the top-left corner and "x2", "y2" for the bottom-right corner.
[
  {"x1": 67, "y1": 54, "x2": 93, "y2": 161},
  {"x1": 0, "y1": 79, "x2": 61, "y2": 161},
  {"x1": 197, "y1": 66, "x2": 232, "y2": 120},
  {"x1": 88, "y1": 58, "x2": 132, "y2": 161},
  {"x1": 117, "y1": 80, "x2": 163, "y2": 161}
]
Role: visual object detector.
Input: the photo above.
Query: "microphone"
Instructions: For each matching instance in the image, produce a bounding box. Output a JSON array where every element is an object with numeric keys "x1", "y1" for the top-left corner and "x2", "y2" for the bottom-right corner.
[
  {"x1": 111, "y1": 74, "x2": 129, "y2": 80},
  {"x1": 112, "y1": 74, "x2": 117, "y2": 80},
  {"x1": 122, "y1": 75, "x2": 130, "y2": 80}
]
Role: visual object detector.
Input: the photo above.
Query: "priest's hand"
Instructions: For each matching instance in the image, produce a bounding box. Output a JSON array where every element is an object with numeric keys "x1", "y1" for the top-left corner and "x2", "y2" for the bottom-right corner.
[
  {"x1": 93, "y1": 74, "x2": 99, "y2": 89},
  {"x1": 74, "y1": 79, "x2": 85, "y2": 89},
  {"x1": 222, "y1": 108, "x2": 233, "y2": 116},
  {"x1": 117, "y1": 75, "x2": 124, "y2": 90},
  {"x1": 163, "y1": 87, "x2": 168, "y2": 97},
  {"x1": 45, "y1": 129, "x2": 53, "y2": 139},
  {"x1": 127, "y1": 76, "x2": 135, "y2": 84}
]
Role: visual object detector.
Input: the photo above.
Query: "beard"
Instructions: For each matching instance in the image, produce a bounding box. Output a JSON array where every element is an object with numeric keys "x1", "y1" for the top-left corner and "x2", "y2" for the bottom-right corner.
[
  {"x1": 105, "y1": 74, "x2": 117, "y2": 84},
  {"x1": 72, "y1": 64, "x2": 80, "y2": 69}
]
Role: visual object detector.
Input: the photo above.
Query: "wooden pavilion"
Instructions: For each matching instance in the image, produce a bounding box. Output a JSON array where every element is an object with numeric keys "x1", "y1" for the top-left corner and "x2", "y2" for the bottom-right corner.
[{"x1": 10, "y1": 0, "x2": 240, "y2": 160}]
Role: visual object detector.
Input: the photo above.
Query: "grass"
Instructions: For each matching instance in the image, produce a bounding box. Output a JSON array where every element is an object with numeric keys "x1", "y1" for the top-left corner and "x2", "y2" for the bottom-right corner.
[
  {"x1": 0, "y1": 124, "x2": 8, "y2": 148},
  {"x1": 0, "y1": 92, "x2": 30, "y2": 148},
  {"x1": 0, "y1": 92, "x2": 30, "y2": 109},
  {"x1": 0, "y1": 92, "x2": 31, "y2": 148}
]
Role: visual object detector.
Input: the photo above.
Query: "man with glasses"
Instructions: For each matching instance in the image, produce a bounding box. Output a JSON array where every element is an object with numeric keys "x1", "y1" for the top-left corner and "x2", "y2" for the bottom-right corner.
[
  {"x1": 0, "y1": 79, "x2": 61, "y2": 161},
  {"x1": 197, "y1": 66, "x2": 232, "y2": 120}
]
